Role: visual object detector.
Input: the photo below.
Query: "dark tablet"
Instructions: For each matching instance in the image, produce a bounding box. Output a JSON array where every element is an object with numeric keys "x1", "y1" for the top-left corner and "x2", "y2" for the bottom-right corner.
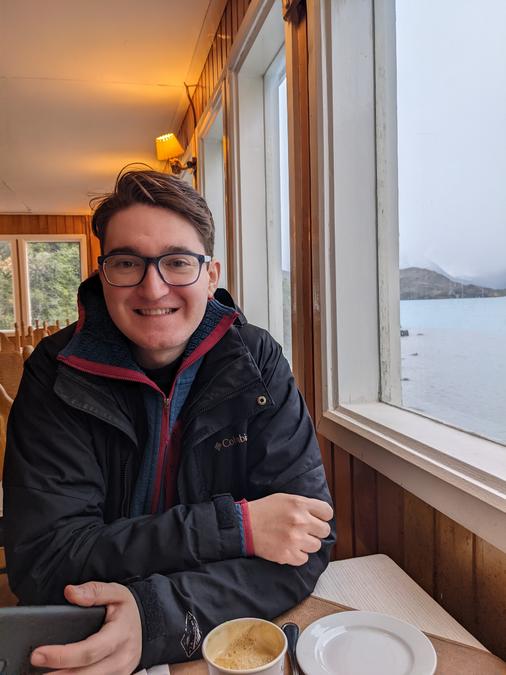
[{"x1": 0, "y1": 605, "x2": 106, "y2": 674}]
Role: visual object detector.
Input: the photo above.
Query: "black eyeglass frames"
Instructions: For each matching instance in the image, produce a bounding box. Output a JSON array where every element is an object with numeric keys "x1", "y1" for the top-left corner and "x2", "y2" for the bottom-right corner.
[{"x1": 98, "y1": 252, "x2": 212, "y2": 287}]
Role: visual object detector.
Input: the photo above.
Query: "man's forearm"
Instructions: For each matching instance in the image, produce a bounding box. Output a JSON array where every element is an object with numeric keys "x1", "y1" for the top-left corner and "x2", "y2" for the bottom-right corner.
[{"x1": 129, "y1": 538, "x2": 334, "y2": 668}]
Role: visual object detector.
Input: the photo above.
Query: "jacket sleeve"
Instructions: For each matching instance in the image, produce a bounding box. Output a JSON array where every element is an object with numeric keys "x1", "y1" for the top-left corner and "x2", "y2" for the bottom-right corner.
[
  {"x1": 131, "y1": 332, "x2": 335, "y2": 667},
  {"x1": 4, "y1": 344, "x2": 244, "y2": 604},
  {"x1": 131, "y1": 552, "x2": 329, "y2": 667}
]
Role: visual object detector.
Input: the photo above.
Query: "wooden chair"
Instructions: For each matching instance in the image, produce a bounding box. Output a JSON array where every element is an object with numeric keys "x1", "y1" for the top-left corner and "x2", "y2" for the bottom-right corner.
[
  {"x1": 24, "y1": 326, "x2": 34, "y2": 347},
  {"x1": 0, "y1": 384, "x2": 17, "y2": 605},
  {"x1": 0, "y1": 333, "x2": 16, "y2": 354},
  {"x1": 46, "y1": 320, "x2": 61, "y2": 335},
  {"x1": 32, "y1": 320, "x2": 49, "y2": 347},
  {"x1": 12, "y1": 324, "x2": 22, "y2": 351},
  {"x1": 21, "y1": 346, "x2": 34, "y2": 362},
  {"x1": 0, "y1": 352, "x2": 23, "y2": 399},
  {"x1": 0, "y1": 384, "x2": 13, "y2": 485}
]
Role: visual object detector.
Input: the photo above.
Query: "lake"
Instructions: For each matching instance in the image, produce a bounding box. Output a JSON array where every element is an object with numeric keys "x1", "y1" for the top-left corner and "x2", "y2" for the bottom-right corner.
[{"x1": 400, "y1": 296, "x2": 506, "y2": 444}]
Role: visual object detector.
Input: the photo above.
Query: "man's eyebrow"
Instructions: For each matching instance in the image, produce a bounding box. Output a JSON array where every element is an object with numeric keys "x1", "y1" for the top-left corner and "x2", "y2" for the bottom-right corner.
[{"x1": 105, "y1": 245, "x2": 200, "y2": 255}]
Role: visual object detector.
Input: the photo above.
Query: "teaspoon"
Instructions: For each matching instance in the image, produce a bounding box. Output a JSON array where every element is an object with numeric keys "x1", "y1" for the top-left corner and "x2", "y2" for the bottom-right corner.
[{"x1": 281, "y1": 622, "x2": 300, "y2": 675}]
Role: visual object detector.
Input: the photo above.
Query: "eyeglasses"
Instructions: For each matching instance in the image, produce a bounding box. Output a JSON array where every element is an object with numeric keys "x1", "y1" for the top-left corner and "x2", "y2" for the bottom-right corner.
[{"x1": 98, "y1": 252, "x2": 212, "y2": 287}]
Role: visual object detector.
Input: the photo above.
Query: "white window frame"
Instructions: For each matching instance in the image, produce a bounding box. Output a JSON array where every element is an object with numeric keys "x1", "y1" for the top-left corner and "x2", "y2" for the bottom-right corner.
[
  {"x1": 196, "y1": 84, "x2": 228, "y2": 288},
  {"x1": 263, "y1": 47, "x2": 288, "y2": 348},
  {"x1": 1, "y1": 234, "x2": 87, "y2": 332},
  {"x1": 308, "y1": 0, "x2": 506, "y2": 553},
  {"x1": 225, "y1": 0, "x2": 286, "y2": 332},
  {"x1": 0, "y1": 235, "x2": 23, "y2": 331}
]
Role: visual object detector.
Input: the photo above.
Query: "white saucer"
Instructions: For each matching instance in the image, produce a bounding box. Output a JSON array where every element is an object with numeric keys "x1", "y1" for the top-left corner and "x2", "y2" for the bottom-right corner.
[{"x1": 296, "y1": 611, "x2": 437, "y2": 675}]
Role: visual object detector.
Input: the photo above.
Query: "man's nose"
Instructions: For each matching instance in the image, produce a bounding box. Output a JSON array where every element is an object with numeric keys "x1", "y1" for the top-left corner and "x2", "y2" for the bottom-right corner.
[{"x1": 137, "y1": 261, "x2": 170, "y2": 298}]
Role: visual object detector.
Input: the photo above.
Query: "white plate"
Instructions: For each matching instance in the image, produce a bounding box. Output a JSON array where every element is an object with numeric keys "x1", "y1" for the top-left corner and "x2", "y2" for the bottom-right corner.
[{"x1": 296, "y1": 611, "x2": 437, "y2": 675}]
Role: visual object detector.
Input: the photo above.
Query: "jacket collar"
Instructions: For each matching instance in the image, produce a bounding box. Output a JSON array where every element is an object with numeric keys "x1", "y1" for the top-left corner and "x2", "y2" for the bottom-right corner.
[{"x1": 57, "y1": 274, "x2": 239, "y2": 384}]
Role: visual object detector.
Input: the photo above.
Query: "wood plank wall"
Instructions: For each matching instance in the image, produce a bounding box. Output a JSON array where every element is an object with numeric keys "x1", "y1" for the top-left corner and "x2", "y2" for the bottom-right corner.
[
  {"x1": 329, "y1": 443, "x2": 506, "y2": 659},
  {"x1": 0, "y1": 214, "x2": 100, "y2": 276},
  {"x1": 178, "y1": 0, "x2": 252, "y2": 149}
]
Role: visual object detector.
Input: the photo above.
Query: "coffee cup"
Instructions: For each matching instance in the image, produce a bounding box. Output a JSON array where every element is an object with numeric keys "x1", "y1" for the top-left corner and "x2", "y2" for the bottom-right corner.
[{"x1": 202, "y1": 617, "x2": 287, "y2": 674}]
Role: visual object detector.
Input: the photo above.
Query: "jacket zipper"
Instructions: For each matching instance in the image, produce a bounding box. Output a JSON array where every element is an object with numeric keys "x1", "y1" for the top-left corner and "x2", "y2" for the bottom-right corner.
[
  {"x1": 150, "y1": 395, "x2": 170, "y2": 512},
  {"x1": 119, "y1": 451, "x2": 130, "y2": 516}
]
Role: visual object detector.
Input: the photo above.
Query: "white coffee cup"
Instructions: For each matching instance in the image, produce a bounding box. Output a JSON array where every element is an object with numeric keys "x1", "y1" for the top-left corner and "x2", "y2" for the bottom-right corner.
[{"x1": 202, "y1": 617, "x2": 287, "y2": 675}]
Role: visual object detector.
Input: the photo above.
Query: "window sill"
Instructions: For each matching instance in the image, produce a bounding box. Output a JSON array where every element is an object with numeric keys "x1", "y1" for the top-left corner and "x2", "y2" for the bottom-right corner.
[{"x1": 318, "y1": 402, "x2": 506, "y2": 552}]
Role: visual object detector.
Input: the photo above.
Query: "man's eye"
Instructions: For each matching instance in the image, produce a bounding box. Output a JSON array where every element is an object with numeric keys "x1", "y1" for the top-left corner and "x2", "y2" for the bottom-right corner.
[
  {"x1": 110, "y1": 258, "x2": 141, "y2": 269},
  {"x1": 163, "y1": 257, "x2": 193, "y2": 269}
]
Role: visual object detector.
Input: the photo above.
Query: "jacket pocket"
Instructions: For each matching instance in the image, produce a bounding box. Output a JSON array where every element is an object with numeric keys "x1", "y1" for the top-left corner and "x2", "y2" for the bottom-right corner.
[{"x1": 179, "y1": 425, "x2": 250, "y2": 502}]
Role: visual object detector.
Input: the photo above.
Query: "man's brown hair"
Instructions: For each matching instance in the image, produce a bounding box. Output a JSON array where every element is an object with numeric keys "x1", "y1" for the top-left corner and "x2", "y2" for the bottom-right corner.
[{"x1": 91, "y1": 168, "x2": 215, "y2": 255}]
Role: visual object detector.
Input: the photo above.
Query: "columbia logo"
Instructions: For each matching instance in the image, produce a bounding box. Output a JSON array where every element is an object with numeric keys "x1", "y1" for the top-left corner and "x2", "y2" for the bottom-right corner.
[{"x1": 214, "y1": 433, "x2": 248, "y2": 451}]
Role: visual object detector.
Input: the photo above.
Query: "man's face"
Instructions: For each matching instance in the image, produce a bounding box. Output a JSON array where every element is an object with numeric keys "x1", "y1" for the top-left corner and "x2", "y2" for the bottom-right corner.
[{"x1": 99, "y1": 203, "x2": 220, "y2": 369}]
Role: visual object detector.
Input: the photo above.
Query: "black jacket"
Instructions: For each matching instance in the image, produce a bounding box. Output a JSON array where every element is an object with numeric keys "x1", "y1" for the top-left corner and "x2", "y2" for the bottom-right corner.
[{"x1": 4, "y1": 282, "x2": 335, "y2": 668}]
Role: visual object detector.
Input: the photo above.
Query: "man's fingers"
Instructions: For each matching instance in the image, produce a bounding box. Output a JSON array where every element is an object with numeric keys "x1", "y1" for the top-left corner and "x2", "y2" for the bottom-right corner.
[
  {"x1": 31, "y1": 622, "x2": 117, "y2": 670},
  {"x1": 64, "y1": 581, "x2": 126, "y2": 608},
  {"x1": 307, "y1": 515, "x2": 332, "y2": 540},
  {"x1": 289, "y1": 550, "x2": 309, "y2": 566},
  {"x1": 45, "y1": 651, "x2": 131, "y2": 675},
  {"x1": 248, "y1": 493, "x2": 333, "y2": 566},
  {"x1": 305, "y1": 497, "x2": 333, "y2": 520},
  {"x1": 302, "y1": 535, "x2": 323, "y2": 554}
]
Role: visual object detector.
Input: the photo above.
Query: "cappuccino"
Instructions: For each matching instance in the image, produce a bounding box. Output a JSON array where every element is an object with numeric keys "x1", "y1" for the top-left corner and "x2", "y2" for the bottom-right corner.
[
  {"x1": 203, "y1": 617, "x2": 287, "y2": 675},
  {"x1": 214, "y1": 632, "x2": 278, "y2": 669}
]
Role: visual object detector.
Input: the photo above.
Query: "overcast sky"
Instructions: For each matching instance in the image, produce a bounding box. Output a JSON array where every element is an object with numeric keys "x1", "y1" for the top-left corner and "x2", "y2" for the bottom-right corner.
[{"x1": 396, "y1": 0, "x2": 506, "y2": 280}]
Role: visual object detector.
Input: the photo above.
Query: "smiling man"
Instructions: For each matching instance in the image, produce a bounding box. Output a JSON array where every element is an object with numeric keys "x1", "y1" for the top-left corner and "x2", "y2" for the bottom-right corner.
[{"x1": 4, "y1": 169, "x2": 335, "y2": 674}]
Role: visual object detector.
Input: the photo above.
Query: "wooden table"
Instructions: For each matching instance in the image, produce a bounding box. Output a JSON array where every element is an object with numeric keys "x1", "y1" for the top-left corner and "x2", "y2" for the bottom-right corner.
[
  {"x1": 137, "y1": 554, "x2": 505, "y2": 674},
  {"x1": 167, "y1": 595, "x2": 506, "y2": 674}
]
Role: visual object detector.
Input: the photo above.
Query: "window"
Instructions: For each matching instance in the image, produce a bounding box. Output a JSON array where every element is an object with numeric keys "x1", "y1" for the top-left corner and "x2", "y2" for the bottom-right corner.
[
  {"x1": 386, "y1": 0, "x2": 506, "y2": 445},
  {"x1": 198, "y1": 96, "x2": 228, "y2": 288},
  {"x1": 264, "y1": 52, "x2": 291, "y2": 364},
  {"x1": 0, "y1": 240, "x2": 16, "y2": 332},
  {"x1": 228, "y1": 1, "x2": 291, "y2": 360},
  {"x1": 0, "y1": 235, "x2": 87, "y2": 332},
  {"x1": 309, "y1": 0, "x2": 506, "y2": 546}
]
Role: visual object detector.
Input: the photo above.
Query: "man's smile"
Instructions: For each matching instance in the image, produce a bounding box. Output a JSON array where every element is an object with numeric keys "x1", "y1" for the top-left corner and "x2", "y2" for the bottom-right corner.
[{"x1": 134, "y1": 308, "x2": 179, "y2": 316}]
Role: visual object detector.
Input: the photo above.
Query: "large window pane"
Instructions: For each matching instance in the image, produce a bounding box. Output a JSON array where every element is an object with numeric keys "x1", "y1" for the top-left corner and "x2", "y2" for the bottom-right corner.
[
  {"x1": 0, "y1": 241, "x2": 15, "y2": 332},
  {"x1": 394, "y1": 1, "x2": 506, "y2": 443},
  {"x1": 26, "y1": 241, "x2": 81, "y2": 325},
  {"x1": 264, "y1": 50, "x2": 292, "y2": 365},
  {"x1": 201, "y1": 108, "x2": 227, "y2": 288},
  {"x1": 279, "y1": 76, "x2": 292, "y2": 365}
]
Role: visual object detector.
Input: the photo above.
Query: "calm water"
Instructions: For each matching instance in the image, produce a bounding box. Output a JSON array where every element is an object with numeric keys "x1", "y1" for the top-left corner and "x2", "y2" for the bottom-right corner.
[{"x1": 400, "y1": 296, "x2": 506, "y2": 444}]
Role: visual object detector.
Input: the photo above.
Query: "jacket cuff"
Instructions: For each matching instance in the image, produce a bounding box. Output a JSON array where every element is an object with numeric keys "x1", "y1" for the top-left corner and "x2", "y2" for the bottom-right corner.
[
  {"x1": 209, "y1": 493, "x2": 243, "y2": 560},
  {"x1": 235, "y1": 499, "x2": 255, "y2": 557}
]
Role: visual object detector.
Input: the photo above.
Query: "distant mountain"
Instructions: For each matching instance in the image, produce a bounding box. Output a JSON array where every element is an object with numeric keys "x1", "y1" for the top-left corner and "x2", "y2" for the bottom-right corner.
[
  {"x1": 459, "y1": 270, "x2": 506, "y2": 290},
  {"x1": 400, "y1": 267, "x2": 506, "y2": 300}
]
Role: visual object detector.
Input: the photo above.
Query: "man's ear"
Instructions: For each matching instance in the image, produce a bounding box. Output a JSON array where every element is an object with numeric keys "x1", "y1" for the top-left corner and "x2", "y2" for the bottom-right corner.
[{"x1": 207, "y1": 259, "x2": 221, "y2": 298}]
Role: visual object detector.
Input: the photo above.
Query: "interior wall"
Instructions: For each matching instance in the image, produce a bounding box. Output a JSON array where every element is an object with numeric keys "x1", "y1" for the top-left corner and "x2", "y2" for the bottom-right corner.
[{"x1": 330, "y1": 440, "x2": 506, "y2": 659}]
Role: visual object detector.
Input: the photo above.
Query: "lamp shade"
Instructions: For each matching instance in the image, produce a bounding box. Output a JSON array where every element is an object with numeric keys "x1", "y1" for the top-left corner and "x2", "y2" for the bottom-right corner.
[{"x1": 155, "y1": 133, "x2": 184, "y2": 161}]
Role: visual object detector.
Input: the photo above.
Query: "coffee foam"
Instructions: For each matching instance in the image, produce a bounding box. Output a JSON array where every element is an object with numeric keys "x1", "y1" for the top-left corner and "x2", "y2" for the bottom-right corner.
[{"x1": 214, "y1": 633, "x2": 277, "y2": 669}]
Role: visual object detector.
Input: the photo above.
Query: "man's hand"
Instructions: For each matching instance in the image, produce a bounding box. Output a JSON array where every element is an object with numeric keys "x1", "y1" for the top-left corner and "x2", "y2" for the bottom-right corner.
[
  {"x1": 30, "y1": 581, "x2": 142, "y2": 675},
  {"x1": 248, "y1": 493, "x2": 333, "y2": 566}
]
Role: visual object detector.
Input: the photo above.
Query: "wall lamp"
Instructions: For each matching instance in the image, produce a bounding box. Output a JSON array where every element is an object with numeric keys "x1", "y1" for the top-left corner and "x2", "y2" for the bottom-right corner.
[{"x1": 155, "y1": 133, "x2": 197, "y2": 176}]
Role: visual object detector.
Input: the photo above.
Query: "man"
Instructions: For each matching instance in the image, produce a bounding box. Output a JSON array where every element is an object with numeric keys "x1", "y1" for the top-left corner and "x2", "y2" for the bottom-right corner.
[{"x1": 4, "y1": 169, "x2": 335, "y2": 673}]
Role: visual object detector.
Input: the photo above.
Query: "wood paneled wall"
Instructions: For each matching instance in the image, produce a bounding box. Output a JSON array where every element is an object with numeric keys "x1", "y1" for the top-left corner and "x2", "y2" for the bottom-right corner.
[
  {"x1": 328, "y1": 443, "x2": 506, "y2": 659},
  {"x1": 178, "y1": 0, "x2": 252, "y2": 149},
  {"x1": 0, "y1": 214, "x2": 100, "y2": 276}
]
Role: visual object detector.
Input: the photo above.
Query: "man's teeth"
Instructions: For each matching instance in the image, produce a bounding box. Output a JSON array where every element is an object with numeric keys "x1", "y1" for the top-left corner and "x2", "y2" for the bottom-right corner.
[{"x1": 137, "y1": 308, "x2": 176, "y2": 316}]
